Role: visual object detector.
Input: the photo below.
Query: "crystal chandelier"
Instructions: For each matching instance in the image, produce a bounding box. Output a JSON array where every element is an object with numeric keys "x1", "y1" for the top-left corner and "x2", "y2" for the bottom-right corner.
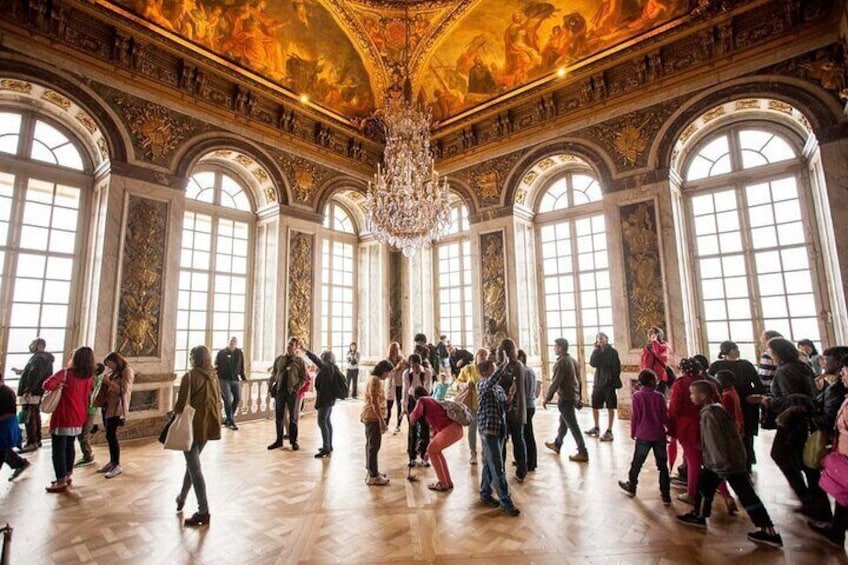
[{"x1": 366, "y1": 18, "x2": 450, "y2": 258}]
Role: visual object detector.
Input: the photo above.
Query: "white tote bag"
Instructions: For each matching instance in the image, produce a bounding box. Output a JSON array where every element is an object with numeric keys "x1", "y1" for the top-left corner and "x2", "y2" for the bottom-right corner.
[{"x1": 164, "y1": 376, "x2": 195, "y2": 451}]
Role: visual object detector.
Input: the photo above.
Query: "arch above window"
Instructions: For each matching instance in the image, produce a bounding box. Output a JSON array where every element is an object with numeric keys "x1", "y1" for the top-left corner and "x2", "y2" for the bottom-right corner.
[
  {"x1": 685, "y1": 126, "x2": 799, "y2": 182},
  {"x1": 514, "y1": 153, "x2": 603, "y2": 213},
  {"x1": 324, "y1": 199, "x2": 356, "y2": 234},
  {"x1": 0, "y1": 111, "x2": 87, "y2": 172},
  {"x1": 537, "y1": 171, "x2": 601, "y2": 213},
  {"x1": 186, "y1": 170, "x2": 253, "y2": 212},
  {"x1": 445, "y1": 194, "x2": 469, "y2": 235}
]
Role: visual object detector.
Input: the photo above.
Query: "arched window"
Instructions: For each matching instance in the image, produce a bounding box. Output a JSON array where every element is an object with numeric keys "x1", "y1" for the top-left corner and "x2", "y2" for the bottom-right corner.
[
  {"x1": 434, "y1": 197, "x2": 474, "y2": 349},
  {"x1": 683, "y1": 124, "x2": 822, "y2": 360},
  {"x1": 320, "y1": 199, "x2": 357, "y2": 367},
  {"x1": 175, "y1": 168, "x2": 253, "y2": 373},
  {"x1": 0, "y1": 111, "x2": 90, "y2": 389},
  {"x1": 536, "y1": 168, "x2": 612, "y2": 388}
]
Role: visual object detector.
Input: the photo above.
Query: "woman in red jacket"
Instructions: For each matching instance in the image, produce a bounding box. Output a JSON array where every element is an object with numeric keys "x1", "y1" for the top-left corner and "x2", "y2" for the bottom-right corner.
[
  {"x1": 641, "y1": 326, "x2": 671, "y2": 394},
  {"x1": 42, "y1": 346, "x2": 95, "y2": 493}
]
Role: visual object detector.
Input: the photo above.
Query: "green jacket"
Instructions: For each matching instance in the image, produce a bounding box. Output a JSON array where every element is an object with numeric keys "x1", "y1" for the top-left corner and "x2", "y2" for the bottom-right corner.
[
  {"x1": 88, "y1": 373, "x2": 104, "y2": 416},
  {"x1": 270, "y1": 354, "x2": 307, "y2": 397}
]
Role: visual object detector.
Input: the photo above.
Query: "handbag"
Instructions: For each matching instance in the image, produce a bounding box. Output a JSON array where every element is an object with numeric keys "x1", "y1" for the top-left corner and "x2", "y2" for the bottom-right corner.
[
  {"x1": 158, "y1": 413, "x2": 175, "y2": 444},
  {"x1": 821, "y1": 452, "x2": 848, "y2": 506},
  {"x1": 164, "y1": 376, "x2": 195, "y2": 451},
  {"x1": 454, "y1": 384, "x2": 472, "y2": 409},
  {"x1": 804, "y1": 429, "x2": 829, "y2": 469},
  {"x1": 40, "y1": 369, "x2": 67, "y2": 413}
]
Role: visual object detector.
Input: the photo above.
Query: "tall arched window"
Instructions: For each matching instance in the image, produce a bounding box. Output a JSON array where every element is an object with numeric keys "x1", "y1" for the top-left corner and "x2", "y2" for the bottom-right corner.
[
  {"x1": 683, "y1": 124, "x2": 823, "y2": 360},
  {"x1": 320, "y1": 199, "x2": 356, "y2": 367},
  {"x1": 434, "y1": 197, "x2": 474, "y2": 350},
  {"x1": 536, "y1": 168, "x2": 612, "y2": 388},
  {"x1": 0, "y1": 111, "x2": 90, "y2": 388},
  {"x1": 175, "y1": 169, "x2": 253, "y2": 373}
]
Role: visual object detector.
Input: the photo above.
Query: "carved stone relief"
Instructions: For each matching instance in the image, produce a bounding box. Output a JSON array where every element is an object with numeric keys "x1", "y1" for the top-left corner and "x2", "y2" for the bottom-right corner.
[
  {"x1": 116, "y1": 196, "x2": 167, "y2": 357},
  {"x1": 274, "y1": 152, "x2": 333, "y2": 204},
  {"x1": 287, "y1": 231, "x2": 314, "y2": 345},
  {"x1": 464, "y1": 151, "x2": 524, "y2": 207},
  {"x1": 111, "y1": 95, "x2": 197, "y2": 165},
  {"x1": 480, "y1": 230, "x2": 508, "y2": 349},
  {"x1": 620, "y1": 201, "x2": 666, "y2": 350}
]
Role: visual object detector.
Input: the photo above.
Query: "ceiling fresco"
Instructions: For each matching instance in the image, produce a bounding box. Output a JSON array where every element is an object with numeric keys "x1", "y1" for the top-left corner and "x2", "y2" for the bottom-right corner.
[{"x1": 109, "y1": 0, "x2": 691, "y2": 123}]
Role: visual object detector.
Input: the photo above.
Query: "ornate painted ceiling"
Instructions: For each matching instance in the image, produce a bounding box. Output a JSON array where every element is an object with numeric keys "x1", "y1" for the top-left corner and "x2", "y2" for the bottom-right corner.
[{"x1": 108, "y1": 0, "x2": 690, "y2": 123}]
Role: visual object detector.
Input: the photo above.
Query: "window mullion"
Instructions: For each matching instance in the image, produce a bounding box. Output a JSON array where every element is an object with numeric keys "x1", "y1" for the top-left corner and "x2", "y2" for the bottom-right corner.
[
  {"x1": 569, "y1": 219, "x2": 583, "y2": 369},
  {"x1": 206, "y1": 215, "x2": 219, "y2": 347}
]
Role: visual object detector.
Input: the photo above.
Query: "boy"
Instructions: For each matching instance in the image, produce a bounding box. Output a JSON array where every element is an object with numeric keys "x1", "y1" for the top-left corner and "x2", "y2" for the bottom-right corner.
[
  {"x1": 433, "y1": 372, "x2": 450, "y2": 401},
  {"x1": 677, "y1": 380, "x2": 783, "y2": 548},
  {"x1": 618, "y1": 369, "x2": 671, "y2": 506},
  {"x1": 361, "y1": 360, "x2": 394, "y2": 486}
]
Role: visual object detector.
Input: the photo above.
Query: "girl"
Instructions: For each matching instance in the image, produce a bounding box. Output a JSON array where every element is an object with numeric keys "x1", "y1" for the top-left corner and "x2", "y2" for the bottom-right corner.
[
  {"x1": 667, "y1": 357, "x2": 702, "y2": 505},
  {"x1": 346, "y1": 342, "x2": 360, "y2": 399},
  {"x1": 640, "y1": 326, "x2": 671, "y2": 394},
  {"x1": 42, "y1": 347, "x2": 95, "y2": 492},
  {"x1": 174, "y1": 345, "x2": 222, "y2": 527},
  {"x1": 409, "y1": 386, "x2": 463, "y2": 492},
  {"x1": 98, "y1": 352, "x2": 134, "y2": 479},
  {"x1": 385, "y1": 342, "x2": 406, "y2": 433},
  {"x1": 361, "y1": 360, "x2": 393, "y2": 485}
]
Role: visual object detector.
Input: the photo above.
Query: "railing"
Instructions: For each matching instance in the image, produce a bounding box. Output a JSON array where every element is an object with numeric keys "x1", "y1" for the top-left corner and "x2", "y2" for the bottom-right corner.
[{"x1": 171, "y1": 378, "x2": 316, "y2": 422}]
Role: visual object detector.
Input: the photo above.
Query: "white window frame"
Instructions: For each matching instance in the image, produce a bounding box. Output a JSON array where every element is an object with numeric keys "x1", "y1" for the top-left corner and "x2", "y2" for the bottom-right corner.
[
  {"x1": 319, "y1": 200, "x2": 358, "y2": 369},
  {"x1": 433, "y1": 200, "x2": 474, "y2": 350}
]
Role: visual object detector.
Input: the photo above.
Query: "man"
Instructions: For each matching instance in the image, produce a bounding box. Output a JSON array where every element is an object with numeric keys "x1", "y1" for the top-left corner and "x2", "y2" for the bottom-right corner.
[
  {"x1": 437, "y1": 335, "x2": 451, "y2": 374},
  {"x1": 216, "y1": 336, "x2": 246, "y2": 430},
  {"x1": 414, "y1": 333, "x2": 439, "y2": 371},
  {"x1": 477, "y1": 359, "x2": 520, "y2": 517},
  {"x1": 544, "y1": 338, "x2": 589, "y2": 462},
  {"x1": 587, "y1": 332, "x2": 621, "y2": 442},
  {"x1": 402, "y1": 353, "x2": 433, "y2": 467},
  {"x1": 448, "y1": 345, "x2": 474, "y2": 378},
  {"x1": 757, "y1": 330, "x2": 782, "y2": 387},
  {"x1": 268, "y1": 337, "x2": 307, "y2": 451},
  {"x1": 13, "y1": 338, "x2": 54, "y2": 452}
]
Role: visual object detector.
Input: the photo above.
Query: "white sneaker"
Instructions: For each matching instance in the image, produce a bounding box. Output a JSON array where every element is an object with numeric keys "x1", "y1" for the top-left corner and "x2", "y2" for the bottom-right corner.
[
  {"x1": 105, "y1": 464, "x2": 123, "y2": 479},
  {"x1": 366, "y1": 475, "x2": 390, "y2": 486}
]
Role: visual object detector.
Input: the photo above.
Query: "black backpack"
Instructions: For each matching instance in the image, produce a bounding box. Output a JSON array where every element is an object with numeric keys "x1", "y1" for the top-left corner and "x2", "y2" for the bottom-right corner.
[{"x1": 332, "y1": 367, "x2": 348, "y2": 400}]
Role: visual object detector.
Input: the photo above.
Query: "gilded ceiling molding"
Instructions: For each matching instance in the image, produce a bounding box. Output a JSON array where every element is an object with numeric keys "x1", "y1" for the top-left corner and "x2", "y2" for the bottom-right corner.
[
  {"x1": 287, "y1": 231, "x2": 314, "y2": 347},
  {"x1": 116, "y1": 196, "x2": 168, "y2": 358}
]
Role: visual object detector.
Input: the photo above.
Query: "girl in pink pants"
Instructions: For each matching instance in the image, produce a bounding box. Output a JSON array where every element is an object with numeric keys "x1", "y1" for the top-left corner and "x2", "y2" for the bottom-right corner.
[{"x1": 409, "y1": 387, "x2": 464, "y2": 491}]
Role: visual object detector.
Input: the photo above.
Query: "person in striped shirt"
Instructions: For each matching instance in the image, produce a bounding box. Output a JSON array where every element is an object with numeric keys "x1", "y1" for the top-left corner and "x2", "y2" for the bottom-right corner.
[{"x1": 757, "y1": 330, "x2": 783, "y2": 387}]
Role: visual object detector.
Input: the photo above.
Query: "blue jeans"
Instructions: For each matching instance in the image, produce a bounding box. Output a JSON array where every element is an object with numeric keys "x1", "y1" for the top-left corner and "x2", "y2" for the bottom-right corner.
[
  {"x1": 220, "y1": 379, "x2": 241, "y2": 424},
  {"x1": 179, "y1": 440, "x2": 208, "y2": 514},
  {"x1": 628, "y1": 439, "x2": 670, "y2": 496},
  {"x1": 480, "y1": 432, "x2": 513, "y2": 506},
  {"x1": 556, "y1": 401, "x2": 587, "y2": 455},
  {"x1": 51, "y1": 434, "x2": 75, "y2": 481},
  {"x1": 317, "y1": 406, "x2": 333, "y2": 451}
]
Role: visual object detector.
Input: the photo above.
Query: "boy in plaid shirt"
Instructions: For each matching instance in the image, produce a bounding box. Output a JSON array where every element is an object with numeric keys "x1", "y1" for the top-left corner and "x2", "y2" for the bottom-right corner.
[{"x1": 477, "y1": 359, "x2": 519, "y2": 516}]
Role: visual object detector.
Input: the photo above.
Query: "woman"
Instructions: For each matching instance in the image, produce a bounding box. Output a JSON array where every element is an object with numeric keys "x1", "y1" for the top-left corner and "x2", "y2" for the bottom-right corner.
[
  {"x1": 346, "y1": 342, "x2": 360, "y2": 399},
  {"x1": 305, "y1": 348, "x2": 341, "y2": 458},
  {"x1": 385, "y1": 342, "x2": 406, "y2": 433},
  {"x1": 640, "y1": 326, "x2": 671, "y2": 394},
  {"x1": 174, "y1": 345, "x2": 222, "y2": 527},
  {"x1": 518, "y1": 349, "x2": 539, "y2": 472},
  {"x1": 97, "y1": 352, "x2": 134, "y2": 479},
  {"x1": 798, "y1": 339, "x2": 822, "y2": 378},
  {"x1": 42, "y1": 347, "x2": 95, "y2": 493},
  {"x1": 455, "y1": 348, "x2": 487, "y2": 464},
  {"x1": 409, "y1": 386, "x2": 463, "y2": 492},
  {"x1": 750, "y1": 337, "x2": 832, "y2": 523},
  {"x1": 708, "y1": 341, "x2": 766, "y2": 471}
]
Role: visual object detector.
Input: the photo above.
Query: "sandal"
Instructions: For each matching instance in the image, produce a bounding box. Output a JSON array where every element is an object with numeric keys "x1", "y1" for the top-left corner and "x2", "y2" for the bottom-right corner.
[{"x1": 427, "y1": 482, "x2": 450, "y2": 492}]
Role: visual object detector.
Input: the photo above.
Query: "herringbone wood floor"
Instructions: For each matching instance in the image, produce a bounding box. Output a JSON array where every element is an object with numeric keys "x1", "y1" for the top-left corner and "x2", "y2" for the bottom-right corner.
[{"x1": 2, "y1": 401, "x2": 847, "y2": 564}]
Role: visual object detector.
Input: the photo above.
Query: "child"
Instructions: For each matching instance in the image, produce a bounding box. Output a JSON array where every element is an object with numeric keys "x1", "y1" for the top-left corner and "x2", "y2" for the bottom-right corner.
[
  {"x1": 618, "y1": 369, "x2": 671, "y2": 506},
  {"x1": 433, "y1": 372, "x2": 450, "y2": 401},
  {"x1": 715, "y1": 370, "x2": 744, "y2": 435},
  {"x1": 0, "y1": 372, "x2": 30, "y2": 481},
  {"x1": 361, "y1": 360, "x2": 394, "y2": 486},
  {"x1": 677, "y1": 380, "x2": 783, "y2": 548}
]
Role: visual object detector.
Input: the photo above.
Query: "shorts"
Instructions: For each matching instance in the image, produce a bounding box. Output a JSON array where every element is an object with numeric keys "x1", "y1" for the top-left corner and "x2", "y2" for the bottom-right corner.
[{"x1": 591, "y1": 385, "x2": 618, "y2": 410}]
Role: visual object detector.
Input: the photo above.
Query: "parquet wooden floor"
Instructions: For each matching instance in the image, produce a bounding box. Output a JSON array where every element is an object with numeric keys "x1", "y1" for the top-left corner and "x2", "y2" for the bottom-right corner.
[{"x1": 2, "y1": 401, "x2": 847, "y2": 564}]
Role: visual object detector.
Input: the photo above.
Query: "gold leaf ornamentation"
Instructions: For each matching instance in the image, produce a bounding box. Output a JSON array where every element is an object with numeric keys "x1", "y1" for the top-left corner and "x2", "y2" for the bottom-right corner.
[
  {"x1": 0, "y1": 79, "x2": 32, "y2": 93},
  {"x1": 288, "y1": 231, "x2": 314, "y2": 345},
  {"x1": 735, "y1": 99, "x2": 761, "y2": 110},
  {"x1": 117, "y1": 197, "x2": 167, "y2": 357},
  {"x1": 480, "y1": 230, "x2": 508, "y2": 348},
  {"x1": 42, "y1": 90, "x2": 71, "y2": 110},
  {"x1": 75, "y1": 112, "x2": 97, "y2": 134},
  {"x1": 701, "y1": 106, "x2": 726, "y2": 123},
  {"x1": 113, "y1": 97, "x2": 193, "y2": 162}
]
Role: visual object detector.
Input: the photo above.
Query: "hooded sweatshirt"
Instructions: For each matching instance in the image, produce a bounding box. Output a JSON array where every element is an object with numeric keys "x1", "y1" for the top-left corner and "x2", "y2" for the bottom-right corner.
[{"x1": 700, "y1": 403, "x2": 747, "y2": 478}]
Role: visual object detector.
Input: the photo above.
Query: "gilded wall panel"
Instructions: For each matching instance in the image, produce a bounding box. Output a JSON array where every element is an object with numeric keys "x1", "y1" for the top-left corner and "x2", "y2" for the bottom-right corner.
[
  {"x1": 389, "y1": 249, "x2": 403, "y2": 345},
  {"x1": 116, "y1": 196, "x2": 167, "y2": 357},
  {"x1": 480, "y1": 230, "x2": 508, "y2": 348},
  {"x1": 288, "y1": 231, "x2": 314, "y2": 345},
  {"x1": 620, "y1": 201, "x2": 666, "y2": 349}
]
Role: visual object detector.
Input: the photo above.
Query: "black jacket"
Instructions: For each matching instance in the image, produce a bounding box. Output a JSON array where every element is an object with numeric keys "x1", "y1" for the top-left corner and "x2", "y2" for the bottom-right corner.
[
  {"x1": 306, "y1": 350, "x2": 341, "y2": 410},
  {"x1": 589, "y1": 346, "x2": 621, "y2": 389},
  {"x1": 17, "y1": 351, "x2": 55, "y2": 397},
  {"x1": 449, "y1": 349, "x2": 474, "y2": 376},
  {"x1": 813, "y1": 379, "x2": 847, "y2": 434},
  {"x1": 708, "y1": 359, "x2": 765, "y2": 436},
  {"x1": 215, "y1": 348, "x2": 245, "y2": 381}
]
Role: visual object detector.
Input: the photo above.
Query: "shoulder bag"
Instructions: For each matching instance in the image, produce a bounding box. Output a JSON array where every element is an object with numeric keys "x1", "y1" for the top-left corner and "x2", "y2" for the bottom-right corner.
[
  {"x1": 804, "y1": 429, "x2": 829, "y2": 469},
  {"x1": 164, "y1": 376, "x2": 196, "y2": 451},
  {"x1": 41, "y1": 369, "x2": 67, "y2": 413}
]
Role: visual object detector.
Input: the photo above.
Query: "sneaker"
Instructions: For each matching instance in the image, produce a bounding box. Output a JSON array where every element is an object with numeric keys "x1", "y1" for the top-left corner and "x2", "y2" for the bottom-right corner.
[
  {"x1": 74, "y1": 457, "x2": 95, "y2": 468},
  {"x1": 808, "y1": 522, "x2": 845, "y2": 548},
  {"x1": 45, "y1": 480, "x2": 69, "y2": 493},
  {"x1": 677, "y1": 493, "x2": 694, "y2": 505},
  {"x1": 267, "y1": 442, "x2": 283, "y2": 450},
  {"x1": 544, "y1": 441, "x2": 561, "y2": 455},
  {"x1": 366, "y1": 475, "x2": 390, "y2": 486},
  {"x1": 600, "y1": 430, "x2": 614, "y2": 442},
  {"x1": 291, "y1": 443, "x2": 300, "y2": 451},
  {"x1": 662, "y1": 493, "x2": 672, "y2": 507},
  {"x1": 677, "y1": 511, "x2": 707, "y2": 529},
  {"x1": 480, "y1": 495, "x2": 501, "y2": 508},
  {"x1": 229, "y1": 423, "x2": 239, "y2": 431},
  {"x1": 500, "y1": 504, "x2": 521, "y2": 517},
  {"x1": 105, "y1": 464, "x2": 123, "y2": 479},
  {"x1": 569, "y1": 452, "x2": 589, "y2": 463},
  {"x1": 585, "y1": 427, "x2": 600, "y2": 437},
  {"x1": 746, "y1": 530, "x2": 783, "y2": 548},
  {"x1": 184, "y1": 512, "x2": 211, "y2": 527},
  {"x1": 9, "y1": 460, "x2": 30, "y2": 481},
  {"x1": 408, "y1": 460, "x2": 416, "y2": 468},
  {"x1": 314, "y1": 450, "x2": 330, "y2": 459},
  {"x1": 618, "y1": 480, "x2": 636, "y2": 498},
  {"x1": 96, "y1": 463, "x2": 114, "y2": 474}
]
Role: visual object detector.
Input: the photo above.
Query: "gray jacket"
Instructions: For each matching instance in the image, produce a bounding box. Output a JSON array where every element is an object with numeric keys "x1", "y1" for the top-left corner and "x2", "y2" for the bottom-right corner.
[
  {"x1": 700, "y1": 403, "x2": 747, "y2": 477},
  {"x1": 545, "y1": 354, "x2": 580, "y2": 405}
]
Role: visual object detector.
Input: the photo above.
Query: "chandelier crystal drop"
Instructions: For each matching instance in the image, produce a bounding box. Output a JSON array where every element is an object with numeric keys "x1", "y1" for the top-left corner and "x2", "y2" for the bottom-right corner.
[{"x1": 366, "y1": 84, "x2": 450, "y2": 258}]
